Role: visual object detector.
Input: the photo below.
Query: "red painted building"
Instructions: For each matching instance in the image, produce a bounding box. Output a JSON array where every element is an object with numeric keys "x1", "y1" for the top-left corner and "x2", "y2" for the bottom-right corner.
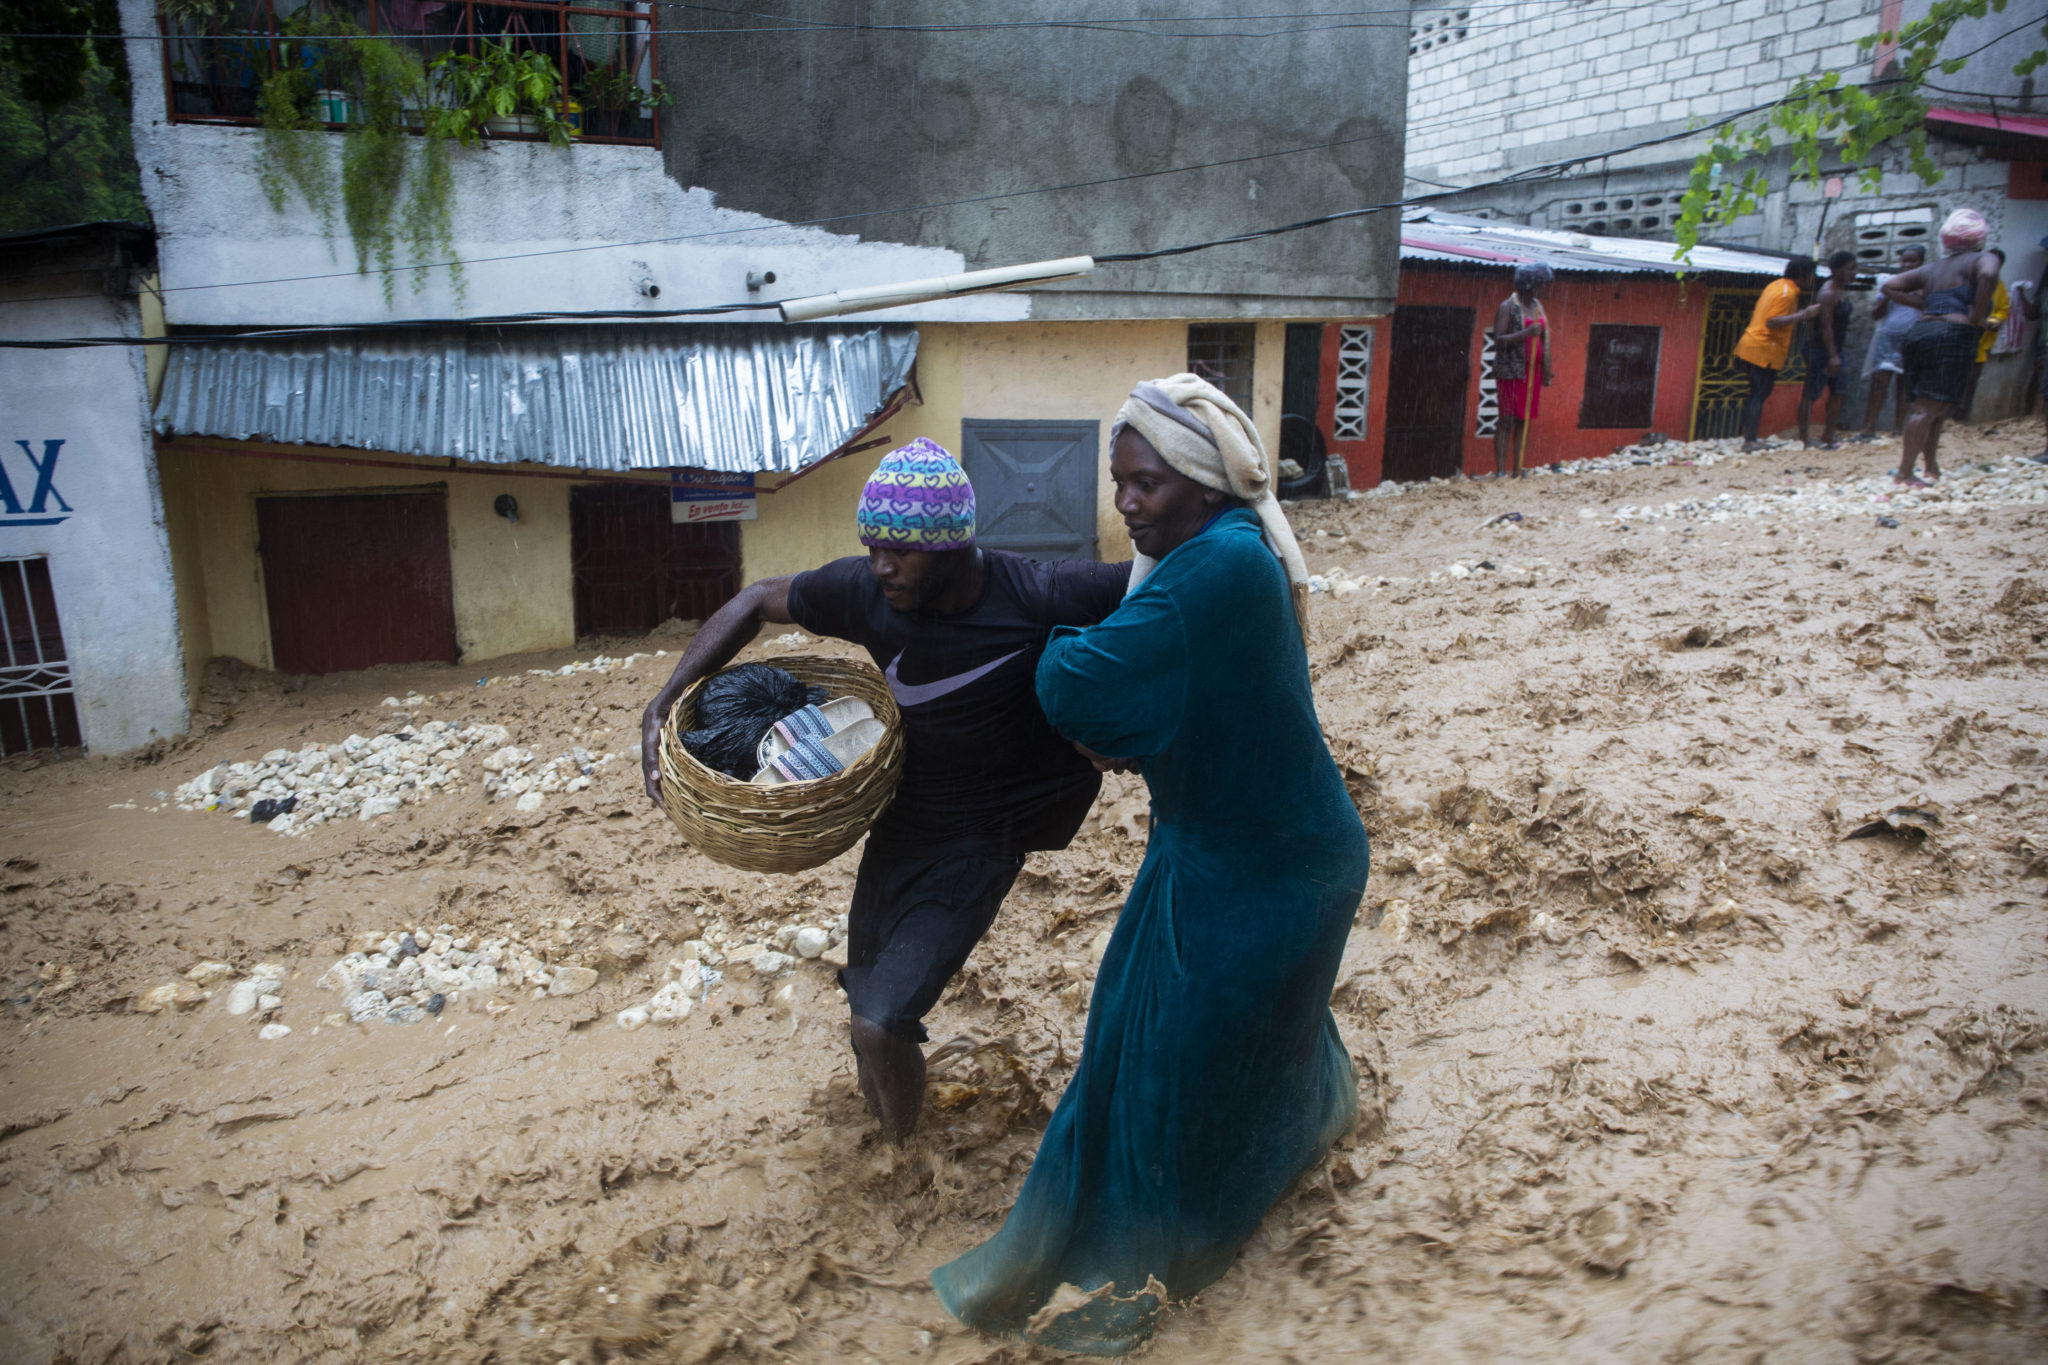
[{"x1": 1304, "y1": 215, "x2": 1809, "y2": 489}]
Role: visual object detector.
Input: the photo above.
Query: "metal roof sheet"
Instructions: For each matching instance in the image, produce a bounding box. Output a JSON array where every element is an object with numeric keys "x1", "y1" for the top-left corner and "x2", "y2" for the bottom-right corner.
[
  {"x1": 1400, "y1": 211, "x2": 1789, "y2": 278},
  {"x1": 153, "y1": 323, "x2": 917, "y2": 474}
]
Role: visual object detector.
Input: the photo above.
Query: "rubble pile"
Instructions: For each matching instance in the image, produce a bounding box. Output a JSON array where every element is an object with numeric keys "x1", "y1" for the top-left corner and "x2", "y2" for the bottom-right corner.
[
  {"x1": 1595, "y1": 454, "x2": 2048, "y2": 530},
  {"x1": 317, "y1": 924, "x2": 601, "y2": 1026},
  {"x1": 525, "y1": 651, "x2": 661, "y2": 680},
  {"x1": 133, "y1": 959, "x2": 293, "y2": 1039},
  {"x1": 481, "y1": 745, "x2": 622, "y2": 811},
  {"x1": 617, "y1": 912, "x2": 849, "y2": 1031},
  {"x1": 174, "y1": 721, "x2": 511, "y2": 834}
]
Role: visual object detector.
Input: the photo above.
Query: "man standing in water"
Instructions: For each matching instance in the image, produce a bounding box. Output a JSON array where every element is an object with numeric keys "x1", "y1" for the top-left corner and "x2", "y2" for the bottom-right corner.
[
  {"x1": 640, "y1": 439, "x2": 1128, "y2": 1142},
  {"x1": 1796, "y1": 250, "x2": 1858, "y2": 449},
  {"x1": 1490, "y1": 262, "x2": 1555, "y2": 478}
]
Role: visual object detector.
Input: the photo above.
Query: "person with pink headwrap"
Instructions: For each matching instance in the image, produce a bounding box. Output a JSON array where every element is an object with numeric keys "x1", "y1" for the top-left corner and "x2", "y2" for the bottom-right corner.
[{"x1": 1881, "y1": 208, "x2": 2004, "y2": 484}]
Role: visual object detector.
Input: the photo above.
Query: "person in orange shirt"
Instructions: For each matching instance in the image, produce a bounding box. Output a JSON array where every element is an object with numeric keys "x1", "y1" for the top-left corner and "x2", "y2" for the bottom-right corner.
[{"x1": 1732, "y1": 255, "x2": 1821, "y2": 451}]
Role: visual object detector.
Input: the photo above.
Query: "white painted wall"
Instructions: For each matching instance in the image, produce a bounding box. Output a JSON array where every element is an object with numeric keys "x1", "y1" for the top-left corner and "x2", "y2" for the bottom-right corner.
[
  {"x1": 0, "y1": 274, "x2": 190, "y2": 752},
  {"x1": 117, "y1": 0, "x2": 1029, "y2": 328}
]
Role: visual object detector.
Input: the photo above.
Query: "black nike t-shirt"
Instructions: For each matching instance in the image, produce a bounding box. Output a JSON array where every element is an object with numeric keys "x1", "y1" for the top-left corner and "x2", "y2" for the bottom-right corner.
[{"x1": 786, "y1": 551, "x2": 1130, "y2": 857}]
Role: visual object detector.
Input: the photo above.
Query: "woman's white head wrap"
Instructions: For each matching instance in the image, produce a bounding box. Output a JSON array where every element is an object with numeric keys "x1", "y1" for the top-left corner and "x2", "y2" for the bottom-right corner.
[{"x1": 1111, "y1": 373, "x2": 1311, "y2": 637}]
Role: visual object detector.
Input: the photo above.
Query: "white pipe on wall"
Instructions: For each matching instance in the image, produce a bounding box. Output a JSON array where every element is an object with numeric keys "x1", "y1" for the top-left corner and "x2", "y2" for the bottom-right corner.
[{"x1": 776, "y1": 256, "x2": 1096, "y2": 323}]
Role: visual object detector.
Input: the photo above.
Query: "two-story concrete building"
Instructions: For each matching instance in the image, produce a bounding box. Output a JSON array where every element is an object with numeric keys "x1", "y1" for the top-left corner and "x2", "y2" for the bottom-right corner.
[
  {"x1": 1403, "y1": 0, "x2": 2046, "y2": 425},
  {"x1": 0, "y1": 0, "x2": 1410, "y2": 753}
]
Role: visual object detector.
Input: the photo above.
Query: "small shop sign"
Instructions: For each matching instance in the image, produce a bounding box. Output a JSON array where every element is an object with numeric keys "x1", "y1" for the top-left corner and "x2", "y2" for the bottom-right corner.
[{"x1": 670, "y1": 470, "x2": 757, "y2": 524}]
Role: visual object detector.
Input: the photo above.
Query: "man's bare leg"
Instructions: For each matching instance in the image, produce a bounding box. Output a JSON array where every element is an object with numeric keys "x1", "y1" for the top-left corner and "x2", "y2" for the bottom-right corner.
[
  {"x1": 1822, "y1": 391, "x2": 1841, "y2": 446},
  {"x1": 1491, "y1": 422, "x2": 1511, "y2": 479},
  {"x1": 851, "y1": 1015, "x2": 925, "y2": 1143},
  {"x1": 1926, "y1": 410, "x2": 1949, "y2": 481},
  {"x1": 1798, "y1": 390, "x2": 1816, "y2": 446}
]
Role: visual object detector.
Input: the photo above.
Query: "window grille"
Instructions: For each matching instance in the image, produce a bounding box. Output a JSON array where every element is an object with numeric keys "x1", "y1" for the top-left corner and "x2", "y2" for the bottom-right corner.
[
  {"x1": 1186, "y1": 324, "x2": 1257, "y2": 414},
  {"x1": 1551, "y1": 189, "x2": 1684, "y2": 237},
  {"x1": 0, "y1": 557, "x2": 82, "y2": 756},
  {"x1": 1852, "y1": 207, "x2": 1935, "y2": 270},
  {"x1": 1332, "y1": 325, "x2": 1373, "y2": 440},
  {"x1": 1409, "y1": 8, "x2": 1471, "y2": 55},
  {"x1": 157, "y1": 0, "x2": 660, "y2": 145}
]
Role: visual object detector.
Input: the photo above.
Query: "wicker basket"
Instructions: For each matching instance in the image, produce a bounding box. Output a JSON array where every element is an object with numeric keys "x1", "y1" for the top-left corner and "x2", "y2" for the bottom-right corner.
[{"x1": 657, "y1": 655, "x2": 905, "y2": 873}]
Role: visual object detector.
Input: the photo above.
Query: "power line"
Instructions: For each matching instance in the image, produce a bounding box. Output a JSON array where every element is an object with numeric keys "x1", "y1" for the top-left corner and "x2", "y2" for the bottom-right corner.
[{"x1": 0, "y1": 98, "x2": 1784, "y2": 349}]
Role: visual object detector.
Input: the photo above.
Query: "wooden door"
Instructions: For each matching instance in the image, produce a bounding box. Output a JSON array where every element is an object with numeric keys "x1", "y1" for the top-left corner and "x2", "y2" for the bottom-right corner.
[
  {"x1": 257, "y1": 489, "x2": 457, "y2": 675},
  {"x1": 1383, "y1": 306, "x2": 1474, "y2": 482},
  {"x1": 959, "y1": 419, "x2": 1100, "y2": 561},
  {"x1": 570, "y1": 483, "x2": 740, "y2": 637}
]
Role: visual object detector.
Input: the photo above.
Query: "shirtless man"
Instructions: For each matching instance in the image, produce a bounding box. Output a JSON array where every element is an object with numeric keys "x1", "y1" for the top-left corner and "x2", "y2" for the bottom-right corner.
[
  {"x1": 640, "y1": 439, "x2": 1128, "y2": 1142},
  {"x1": 1797, "y1": 250, "x2": 1857, "y2": 449},
  {"x1": 1883, "y1": 209, "x2": 2004, "y2": 485}
]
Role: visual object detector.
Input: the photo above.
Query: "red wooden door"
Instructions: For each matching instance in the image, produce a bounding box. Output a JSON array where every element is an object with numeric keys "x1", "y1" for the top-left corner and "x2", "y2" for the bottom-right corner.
[
  {"x1": 1383, "y1": 306, "x2": 1474, "y2": 483},
  {"x1": 570, "y1": 483, "x2": 741, "y2": 637},
  {"x1": 256, "y1": 490, "x2": 457, "y2": 674}
]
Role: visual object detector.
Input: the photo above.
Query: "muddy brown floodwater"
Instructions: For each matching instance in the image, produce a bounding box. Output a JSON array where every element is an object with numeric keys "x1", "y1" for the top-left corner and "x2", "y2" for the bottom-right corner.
[{"x1": 3, "y1": 429, "x2": 2046, "y2": 1364}]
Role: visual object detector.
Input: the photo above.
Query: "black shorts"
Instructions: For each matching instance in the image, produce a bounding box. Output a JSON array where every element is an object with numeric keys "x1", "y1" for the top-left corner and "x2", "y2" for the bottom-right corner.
[
  {"x1": 840, "y1": 847, "x2": 1025, "y2": 1043},
  {"x1": 1801, "y1": 346, "x2": 1846, "y2": 397},
  {"x1": 1902, "y1": 320, "x2": 1978, "y2": 405}
]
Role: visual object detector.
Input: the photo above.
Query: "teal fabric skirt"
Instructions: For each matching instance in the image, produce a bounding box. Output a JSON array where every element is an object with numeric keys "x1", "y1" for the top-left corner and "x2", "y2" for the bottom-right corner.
[{"x1": 931, "y1": 820, "x2": 1364, "y2": 1355}]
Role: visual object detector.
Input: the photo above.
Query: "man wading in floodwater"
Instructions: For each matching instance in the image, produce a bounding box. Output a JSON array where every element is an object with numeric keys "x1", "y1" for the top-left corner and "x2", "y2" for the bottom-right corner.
[{"x1": 640, "y1": 439, "x2": 1129, "y2": 1142}]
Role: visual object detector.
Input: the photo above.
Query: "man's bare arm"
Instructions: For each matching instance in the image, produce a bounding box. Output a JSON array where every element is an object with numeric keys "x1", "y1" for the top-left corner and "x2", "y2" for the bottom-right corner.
[
  {"x1": 1968, "y1": 254, "x2": 2002, "y2": 329},
  {"x1": 1819, "y1": 282, "x2": 1841, "y2": 365},
  {"x1": 639, "y1": 576, "x2": 797, "y2": 801},
  {"x1": 1881, "y1": 266, "x2": 1929, "y2": 308}
]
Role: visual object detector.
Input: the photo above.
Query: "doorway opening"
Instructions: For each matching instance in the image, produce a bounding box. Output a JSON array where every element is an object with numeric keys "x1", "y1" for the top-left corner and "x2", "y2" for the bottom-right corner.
[
  {"x1": 1384, "y1": 305, "x2": 1474, "y2": 482},
  {"x1": 570, "y1": 482, "x2": 741, "y2": 638},
  {"x1": 257, "y1": 488, "x2": 457, "y2": 675}
]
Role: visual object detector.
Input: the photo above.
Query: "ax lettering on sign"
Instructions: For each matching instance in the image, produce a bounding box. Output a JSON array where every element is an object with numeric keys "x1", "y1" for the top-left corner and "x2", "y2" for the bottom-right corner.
[{"x1": 0, "y1": 440, "x2": 72, "y2": 526}]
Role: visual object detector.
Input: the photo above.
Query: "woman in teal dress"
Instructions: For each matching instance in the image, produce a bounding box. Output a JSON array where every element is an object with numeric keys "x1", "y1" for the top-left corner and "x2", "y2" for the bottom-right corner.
[{"x1": 932, "y1": 375, "x2": 1369, "y2": 1355}]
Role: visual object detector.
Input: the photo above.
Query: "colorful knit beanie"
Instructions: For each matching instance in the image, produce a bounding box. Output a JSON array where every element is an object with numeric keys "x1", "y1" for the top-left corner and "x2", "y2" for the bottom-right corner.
[{"x1": 854, "y1": 438, "x2": 976, "y2": 550}]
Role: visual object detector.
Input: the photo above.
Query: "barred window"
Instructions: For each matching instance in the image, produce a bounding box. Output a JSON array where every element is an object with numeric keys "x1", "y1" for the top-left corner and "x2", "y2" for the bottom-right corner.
[
  {"x1": 1186, "y1": 323, "x2": 1257, "y2": 413},
  {"x1": 157, "y1": 0, "x2": 660, "y2": 144}
]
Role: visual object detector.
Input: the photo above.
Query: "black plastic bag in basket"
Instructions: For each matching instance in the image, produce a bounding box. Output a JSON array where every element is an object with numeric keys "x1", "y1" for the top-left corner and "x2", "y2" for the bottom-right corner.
[{"x1": 680, "y1": 663, "x2": 829, "y2": 778}]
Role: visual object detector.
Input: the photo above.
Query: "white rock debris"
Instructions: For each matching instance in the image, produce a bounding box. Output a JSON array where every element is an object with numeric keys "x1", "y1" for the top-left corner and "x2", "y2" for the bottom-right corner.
[
  {"x1": 1590, "y1": 455, "x2": 2048, "y2": 531},
  {"x1": 481, "y1": 744, "x2": 622, "y2": 804},
  {"x1": 316, "y1": 924, "x2": 615, "y2": 1025},
  {"x1": 525, "y1": 651, "x2": 656, "y2": 679},
  {"x1": 615, "y1": 912, "x2": 851, "y2": 1030},
  {"x1": 173, "y1": 720, "x2": 512, "y2": 835}
]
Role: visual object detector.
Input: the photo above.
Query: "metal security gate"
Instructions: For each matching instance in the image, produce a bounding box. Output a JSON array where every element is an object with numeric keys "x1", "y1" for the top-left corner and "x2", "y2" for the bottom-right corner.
[
  {"x1": 960, "y1": 419, "x2": 1100, "y2": 561},
  {"x1": 1690, "y1": 290, "x2": 1764, "y2": 440},
  {"x1": 257, "y1": 489, "x2": 458, "y2": 674},
  {"x1": 0, "y1": 557, "x2": 83, "y2": 755},
  {"x1": 570, "y1": 483, "x2": 741, "y2": 637}
]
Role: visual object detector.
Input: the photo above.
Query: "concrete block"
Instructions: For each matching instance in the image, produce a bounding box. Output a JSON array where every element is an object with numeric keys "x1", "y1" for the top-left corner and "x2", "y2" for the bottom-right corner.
[
  {"x1": 1730, "y1": 0, "x2": 1766, "y2": 23},
  {"x1": 1676, "y1": 73, "x2": 1712, "y2": 99},
  {"x1": 1712, "y1": 65, "x2": 1748, "y2": 92},
  {"x1": 1962, "y1": 160, "x2": 2009, "y2": 190},
  {"x1": 1695, "y1": 47, "x2": 1728, "y2": 75},
  {"x1": 1659, "y1": 98, "x2": 1692, "y2": 122},
  {"x1": 1650, "y1": 39, "x2": 1679, "y2": 64},
  {"x1": 1750, "y1": 13, "x2": 1788, "y2": 38}
]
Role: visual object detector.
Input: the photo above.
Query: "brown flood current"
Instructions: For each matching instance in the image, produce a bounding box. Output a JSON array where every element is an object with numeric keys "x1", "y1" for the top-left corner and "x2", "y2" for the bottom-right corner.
[{"x1": 2, "y1": 428, "x2": 2045, "y2": 1363}]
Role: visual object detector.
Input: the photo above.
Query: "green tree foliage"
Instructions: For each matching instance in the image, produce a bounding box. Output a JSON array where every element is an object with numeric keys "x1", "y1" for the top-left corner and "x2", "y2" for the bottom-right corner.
[
  {"x1": 0, "y1": 0, "x2": 126, "y2": 111},
  {"x1": 0, "y1": 52, "x2": 147, "y2": 232},
  {"x1": 1675, "y1": 0, "x2": 2048, "y2": 257}
]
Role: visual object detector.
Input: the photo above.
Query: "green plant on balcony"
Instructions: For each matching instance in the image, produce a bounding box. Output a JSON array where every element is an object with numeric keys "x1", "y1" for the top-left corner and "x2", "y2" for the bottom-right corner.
[
  {"x1": 575, "y1": 65, "x2": 670, "y2": 137},
  {"x1": 429, "y1": 40, "x2": 574, "y2": 148},
  {"x1": 255, "y1": 11, "x2": 455, "y2": 304}
]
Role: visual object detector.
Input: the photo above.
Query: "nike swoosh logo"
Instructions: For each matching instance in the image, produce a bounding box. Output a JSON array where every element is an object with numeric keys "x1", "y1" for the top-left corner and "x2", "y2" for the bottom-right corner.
[{"x1": 885, "y1": 648, "x2": 1025, "y2": 706}]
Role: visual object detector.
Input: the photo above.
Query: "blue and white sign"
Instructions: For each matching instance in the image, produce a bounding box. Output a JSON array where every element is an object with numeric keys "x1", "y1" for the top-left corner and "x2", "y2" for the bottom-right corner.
[
  {"x1": 671, "y1": 470, "x2": 757, "y2": 524},
  {"x1": 0, "y1": 439, "x2": 72, "y2": 528}
]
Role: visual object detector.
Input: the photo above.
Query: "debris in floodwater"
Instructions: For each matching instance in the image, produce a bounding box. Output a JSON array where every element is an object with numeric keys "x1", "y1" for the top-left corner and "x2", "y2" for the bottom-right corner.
[{"x1": 1846, "y1": 803, "x2": 1943, "y2": 840}]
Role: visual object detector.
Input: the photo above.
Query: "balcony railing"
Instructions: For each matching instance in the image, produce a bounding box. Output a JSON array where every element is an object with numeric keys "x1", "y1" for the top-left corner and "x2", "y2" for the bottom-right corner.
[{"x1": 157, "y1": 0, "x2": 661, "y2": 145}]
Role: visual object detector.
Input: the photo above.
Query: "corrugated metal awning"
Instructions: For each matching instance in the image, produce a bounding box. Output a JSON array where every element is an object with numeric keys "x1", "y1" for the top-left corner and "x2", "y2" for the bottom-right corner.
[{"x1": 153, "y1": 323, "x2": 918, "y2": 473}]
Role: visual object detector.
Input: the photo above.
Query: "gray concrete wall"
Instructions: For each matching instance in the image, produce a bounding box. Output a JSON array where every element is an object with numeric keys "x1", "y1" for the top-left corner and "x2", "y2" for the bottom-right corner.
[{"x1": 659, "y1": 2, "x2": 1408, "y2": 319}]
